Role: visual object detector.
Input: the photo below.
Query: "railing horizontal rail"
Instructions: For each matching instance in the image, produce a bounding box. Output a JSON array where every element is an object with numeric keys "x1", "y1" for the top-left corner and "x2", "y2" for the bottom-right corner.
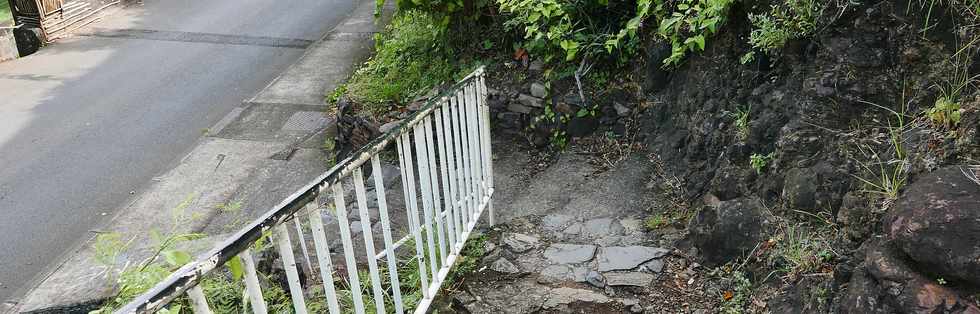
[{"x1": 115, "y1": 66, "x2": 494, "y2": 314}]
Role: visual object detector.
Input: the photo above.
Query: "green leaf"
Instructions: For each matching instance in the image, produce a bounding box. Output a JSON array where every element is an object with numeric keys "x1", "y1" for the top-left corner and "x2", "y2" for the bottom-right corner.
[
  {"x1": 163, "y1": 250, "x2": 191, "y2": 267},
  {"x1": 576, "y1": 108, "x2": 589, "y2": 117},
  {"x1": 227, "y1": 255, "x2": 244, "y2": 280},
  {"x1": 740, "y1": 51, "x2": 755, "y2": 64}
]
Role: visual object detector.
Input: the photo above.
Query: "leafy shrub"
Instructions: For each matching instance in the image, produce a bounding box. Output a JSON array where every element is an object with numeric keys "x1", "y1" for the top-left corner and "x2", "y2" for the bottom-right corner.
[
  {"x1": 497, "y1": 0, "x2": 659, "y2": 64},
  {"x1": 657, "y1": 0, "x2": 735, "y2": 66},
  {"x1": 346, "y1": 10, "x2": 456, "y2": 113},
  {"x1": 748, "y1": 0, "x2": 824, "y2": 54},
  {"x1": 377, "y1": 0, "x2": 492, "y2": 19}
]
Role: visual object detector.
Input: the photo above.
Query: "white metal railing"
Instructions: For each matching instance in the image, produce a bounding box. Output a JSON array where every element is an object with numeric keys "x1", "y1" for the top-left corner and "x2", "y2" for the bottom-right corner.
[{"x1": 115, "y1": 67, "x2": 493, "y2": 314}]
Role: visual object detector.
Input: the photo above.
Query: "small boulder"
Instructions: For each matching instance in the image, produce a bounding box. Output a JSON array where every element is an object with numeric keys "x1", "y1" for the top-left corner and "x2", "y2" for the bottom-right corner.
[
  {"x1": 530, "y1": 82, "x2": 548, "y2": 98},
  {"x1": 518, "y1": 94, "x2": 544, "y2": 108},
  {"x1": 567, "y1": 116, "x2": 598, "y2": 137},
  {"x1": 781, "y1": 167, "x2": 817, "y2": 210},
  {"x1": 490, "y1": 258, "x2": 521, "y2": 274},
  {"x1": 507, "y1": 102, "x2": 533, "y2": 114},
  {"x1": 585, "y1": 270, "x2": 605, "y2": 288},
  {"x1": 613, "y1": 102, "x2": 632, "y2": 117},
  {"x1": 687, "y1": 197, "x2": 770, "y2": 266},
  {"x1": 884, "y1": 166, "x2": 980, "y2": 285},
  {"x1": 502, "y1": 233, "x2": 540, "y2": 253}
]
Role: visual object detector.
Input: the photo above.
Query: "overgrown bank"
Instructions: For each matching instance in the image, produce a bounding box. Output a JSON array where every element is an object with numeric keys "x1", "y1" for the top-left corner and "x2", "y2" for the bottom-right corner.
[{"x1": 331, "y1": 0, "x2": 980, "y2": 312}]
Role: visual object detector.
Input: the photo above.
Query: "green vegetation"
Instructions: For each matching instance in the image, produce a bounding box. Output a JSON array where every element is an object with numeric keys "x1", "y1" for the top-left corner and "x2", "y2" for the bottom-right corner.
[
  {"x1": 657, "y1": 0, "x2": 735, "y2": 66},
  {"x1": 346, "y1": 10, "x2": 456, "y2": 114},
  {"x1": 498, "y1": 0, "x2": 658, "y2": 64},
  {"x1": 644, "y1": 213, "x2": 669, "y2": 230},
  {"x1": 853, "y1": 143, "x2": 908, "y2": 201},
  {"x1": 852, "y1": 96, "x2": 911, "y2": 202},
  {"x1": 766, "y1": 225, "x2": 835, "y2": 278},
  {"x1": 749, "y1": 152, "x2": 774, "y2": 174},
  {"x1": 718, "y1": 270, "x2": 752, "y2": 314},
  {"x1": 0, "y1": 1, "x2": 11, "y2": 26},
  {"x1": 730, "y1": 105, "x2": 750, "y2": 142},
  {"x1": 747, "y1": 0, "x2": 824, "y2": 55},
  {"x1": 928, "y1": 38, "x2": 977, "y2": 130},
  {"x1": 927, "y1": 96, "x2": 962, "y2": 129}
]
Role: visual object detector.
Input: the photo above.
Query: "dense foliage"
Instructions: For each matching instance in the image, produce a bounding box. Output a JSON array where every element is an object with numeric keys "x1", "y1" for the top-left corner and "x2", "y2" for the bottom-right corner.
[{"x1": 346, "y1": 10, "x2": 457, "y2": 111}]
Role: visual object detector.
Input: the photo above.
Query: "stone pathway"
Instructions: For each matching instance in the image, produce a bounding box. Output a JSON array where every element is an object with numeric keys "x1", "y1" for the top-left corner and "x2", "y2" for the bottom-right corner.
[{"x1": 437, "y1": 140, "x2": 718, "y2": 313}]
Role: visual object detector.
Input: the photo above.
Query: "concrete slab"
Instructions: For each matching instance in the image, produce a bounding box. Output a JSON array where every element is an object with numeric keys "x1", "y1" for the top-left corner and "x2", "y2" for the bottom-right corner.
[{"x1": 211, "y1": 102, "x2": 332, "y2": 142}]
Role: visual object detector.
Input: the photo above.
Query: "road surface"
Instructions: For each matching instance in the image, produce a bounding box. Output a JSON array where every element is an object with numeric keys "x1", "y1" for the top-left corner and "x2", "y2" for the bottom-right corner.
[{"x1": 0, "y1": 0, "x2": 356, "y2": 303}]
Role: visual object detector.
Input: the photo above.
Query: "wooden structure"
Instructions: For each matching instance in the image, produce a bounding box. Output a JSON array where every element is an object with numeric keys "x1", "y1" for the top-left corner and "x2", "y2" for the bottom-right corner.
[{"x1": 6, "y1": 0, "x2": 116, "y2": 41}]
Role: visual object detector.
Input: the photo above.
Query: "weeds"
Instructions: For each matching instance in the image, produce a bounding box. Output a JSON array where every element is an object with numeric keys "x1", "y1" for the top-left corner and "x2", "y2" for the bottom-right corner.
[
  {"x1": 659, "y1": 0, "x2": 736, "y2": 66},
  {"x1": 852, "y1": 144, "x2": 909, "y2": 201},
  {"x1": 766, "y1": 224, "x2": 836, "y2": 279},
  {"x1": 748, "y1": 0, "x2": 825, "y2": 54},
  {"x1": 929, "y1": 36, "x2": 978, "y2": 130},
  {"x1": 718, "y1": 270, "x2": 752, "y2": 314},
  {"x1": 346, "y1": 10, "x2": 456, "y2": 115},
  {"x1": 750, "y1": 152, "x2": 774, "y2": 174},
  {"x1": 730, "y1": 105, "x2": 751, "y2": 142},
  {"x1": 645, "y1": 213, "x2": 669, "y2": 230}
]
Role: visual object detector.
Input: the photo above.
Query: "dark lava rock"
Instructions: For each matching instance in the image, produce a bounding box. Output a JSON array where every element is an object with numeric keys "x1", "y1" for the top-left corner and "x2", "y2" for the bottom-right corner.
[
  {"x1": 686, "y1": 197, "x2": 770, "y2": 266},
  {"x1": 836, "y1": 191, "x2": 874, "y2": 241},
  {"x1": 779, "y1": 163, "x2": 847, "y2": 212},
  {"x1": 841, "y1": 241, "x2": 980, "y2": 314},
  {"x1": 782, "y1": 167, "x2": 817, "y2": 210},
  {"x1": 642, "y1": 41, "x2": 672, "y2": 93},
  {"x1": 883, "y1": 166, "x2": 980, "y2": 285},
  {"x1": 567, "y1": 116, "x2": 598, "y2": 138}
]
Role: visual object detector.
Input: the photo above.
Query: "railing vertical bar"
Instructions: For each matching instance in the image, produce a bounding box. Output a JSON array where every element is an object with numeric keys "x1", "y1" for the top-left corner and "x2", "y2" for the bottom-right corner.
[
  {"x1": 186, "y1": 285, "x2": 213, "y2": 314},
  {"x1": 478, "y1": 74, "x2": 495, "y2": 225},
  {"x1": 434, "y1": 107, "x2": 458, "y2": 253},
  {"x1": 292, "y1": 217, "x2": 314, "y2": 278},
  {"x1": 442, "y1": 100, "x2": 464, "y2": 245},
  {"x1": 449, "y1": 95, "x2": 467, "y2": 235},
  {"x1": 423, "y1": 117, "x2": 448, "y2": 262},
  {"x1": 240, "y1": 248, "x2": 268, "y2": 314},
  {"x1": 456, "y1": 91, "x2": 474, "y2": 228},
  {"x1": 464, "y1": 83, "x2": 481, "y2": 223},
  {"x1": 274, "y1": 223, "x2": 308, "y2": 314},
  {"x1": 353, "y1": 168, "x2": 387, "y2": 313},
  {"x1": 470, "y1": 80, "x2": 489, "y2": 199},
  {"x1": 396, "y1": 135, "x2": 431, "y2": 299},
  {"x1": 413, "y1": 124, "x2": 442, "y2": 273},
  {"x1": 371, "y1": 155, "x2": 405, "y2": 314},
  {"x1": 307, "y1": 198, "x2": 342, "y2": 314},
  {"x1": 332, "y1": 184, "x2": 365, "y2": 314},
  {"x1": 473, "y1": 82, "x2": 487, "y2": 200}
]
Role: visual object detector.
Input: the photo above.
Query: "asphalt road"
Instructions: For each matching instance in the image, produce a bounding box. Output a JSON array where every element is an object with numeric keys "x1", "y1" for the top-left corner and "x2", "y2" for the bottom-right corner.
[{"x1": 0, "y1": 0, "x2": 356, "y2": 303}]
